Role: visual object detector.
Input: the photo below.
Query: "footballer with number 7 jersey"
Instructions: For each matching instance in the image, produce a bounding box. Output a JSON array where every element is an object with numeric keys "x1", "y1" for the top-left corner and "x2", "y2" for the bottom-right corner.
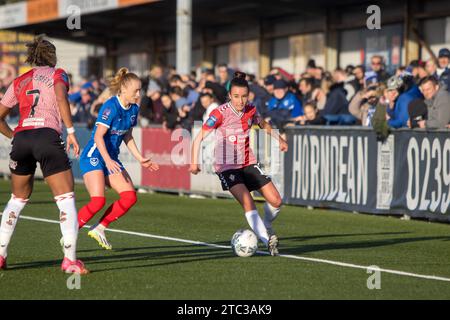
[
  {"x1": 0, "y1": 35, "x2": 88, "y2": 274},
  {"x1": 77, "y1": 68, "x2": 159, "y2": 250},
  {"x1": 190, "y1": 71, "x2": 288, "y2": 256}
]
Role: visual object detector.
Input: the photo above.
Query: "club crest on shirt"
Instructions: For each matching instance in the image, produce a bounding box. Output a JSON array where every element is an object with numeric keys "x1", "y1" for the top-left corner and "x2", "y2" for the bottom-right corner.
[
  {"x1": 102, "y1": 108, "x2": 111, "y2": 121},
  {"x1": 229, "y1": 174, "x2": 235, "y2": 181},
  {"x1": 9, "y1": 160, "x2": 17, "y2": 170},
  {"x1": 130, "y1": 115, "x2": 136, "y2": 125},
  {"x1": 206, "y1": 115, "x2": 217, "y2": 127},
  {"x1": 229, "y1": 135, "x2": 237, "y2": 143},
  {"x1": 90, "y1": 157, "x2": 99, "y2": 167}
]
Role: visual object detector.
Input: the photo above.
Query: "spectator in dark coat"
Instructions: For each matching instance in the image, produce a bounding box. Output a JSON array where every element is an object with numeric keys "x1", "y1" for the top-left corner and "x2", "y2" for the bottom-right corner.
[
  {"x1": 161, "y1": 94, "x2": 179, "y2": 130},
  {"x1": 407, "y1": 98, "x2": 428, "y2": 129},
  {"x1": 297, "y1": 102, "x2": 326, "y2": 125},
  {"x1": 298, "y1": 77, "x2": 315, "y2": 106},
  {"x1": 319, "y1": 82, "x2": 349, "y2": 117}
]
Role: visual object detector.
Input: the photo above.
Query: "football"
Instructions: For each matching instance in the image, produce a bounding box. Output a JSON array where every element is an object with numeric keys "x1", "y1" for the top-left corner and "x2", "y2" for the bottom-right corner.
[{"x1": 231, "y1": 229, "x2": 258, "y2": 257}]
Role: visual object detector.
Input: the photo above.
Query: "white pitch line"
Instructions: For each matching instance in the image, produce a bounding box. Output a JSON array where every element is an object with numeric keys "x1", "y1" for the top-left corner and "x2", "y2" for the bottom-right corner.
[{"x1": 7, "y1": 213, "x2": 450, "y2": 283}]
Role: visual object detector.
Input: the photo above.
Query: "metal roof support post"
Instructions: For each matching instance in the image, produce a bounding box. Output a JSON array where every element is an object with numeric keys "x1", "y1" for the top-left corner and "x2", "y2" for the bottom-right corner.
[{"x1": 176, "y1": 0, "x2": 192, "y2": 75}]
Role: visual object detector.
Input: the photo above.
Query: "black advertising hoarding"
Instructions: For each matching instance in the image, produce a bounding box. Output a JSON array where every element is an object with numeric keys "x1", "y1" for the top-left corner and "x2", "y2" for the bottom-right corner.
[{"x1": 284, "y1": 127, "x2": 450, "y2": 221}]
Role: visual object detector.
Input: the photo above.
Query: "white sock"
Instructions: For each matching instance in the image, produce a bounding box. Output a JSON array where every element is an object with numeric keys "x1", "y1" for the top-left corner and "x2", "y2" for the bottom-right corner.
[
  {"x1": 263, "y1": 202, "x2": 281, "y2": 229},
  {"x1": 95, "y1": 223, "x2": 106, "y2": 232},
  {"x1": 0, "y1": 194, "x2": 28, "y2": 258},
  {"x1": 245, "y1": 210, "x2": 269, "y2": 246},
  {"x1": 55, "y1": 192, "x2": 78, "y2": 261}
]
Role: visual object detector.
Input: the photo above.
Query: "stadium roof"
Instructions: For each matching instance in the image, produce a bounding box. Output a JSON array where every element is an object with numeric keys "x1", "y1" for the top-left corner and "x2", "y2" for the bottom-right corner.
[{"x1": 0, "y1": 0, "x2": 378, "y2": 46}]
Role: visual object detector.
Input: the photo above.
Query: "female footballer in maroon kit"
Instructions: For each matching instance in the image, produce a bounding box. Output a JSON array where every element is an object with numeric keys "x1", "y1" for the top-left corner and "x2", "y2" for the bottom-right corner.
[
  {"x1": 190, "y1": 72, "x2": 288, "y2": 256},
  {"x1": 0, "y1": 35, "x2": 88, "y2": 274}
]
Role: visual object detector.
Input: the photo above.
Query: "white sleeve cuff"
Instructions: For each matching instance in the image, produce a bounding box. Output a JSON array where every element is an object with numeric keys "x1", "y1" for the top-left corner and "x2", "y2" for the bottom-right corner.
[{"x1": 95, "y1": 122, "x2": 110, "y2": 128}]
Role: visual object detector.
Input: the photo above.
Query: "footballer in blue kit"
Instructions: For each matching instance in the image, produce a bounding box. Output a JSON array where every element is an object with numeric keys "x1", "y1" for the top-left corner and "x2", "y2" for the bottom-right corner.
[
  {"x1": 80, "y1": 95, "x2": 139, "y2": 176},
  {"x1": 76, "y1": 68, "x2": 159, "y2": 250}
]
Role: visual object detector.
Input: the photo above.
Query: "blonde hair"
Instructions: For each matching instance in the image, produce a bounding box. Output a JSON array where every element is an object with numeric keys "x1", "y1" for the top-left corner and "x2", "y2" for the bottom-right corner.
[
  {"x1": 109, "y1": 67, "x2": 140, "y2": 95},
  {"x1": 25, "y1": 34, "x2": 57, "y2": 67}
]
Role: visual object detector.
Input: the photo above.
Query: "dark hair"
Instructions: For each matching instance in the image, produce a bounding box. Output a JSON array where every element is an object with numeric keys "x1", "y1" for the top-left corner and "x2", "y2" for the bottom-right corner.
[
  {"x1": 345, "y1": 65, "x2": 355, "y2": 74},
  {"x1": 200, "y1": 92, "x2": 214, "y2": 99},
  {"x1": 419, "y1": 75, "x2": 439, "y2": 87},
  {"x1": 217, "y1": 63, "x2": 228, "y2": 69},
  {"x1": 169, "y1": 86, "x2": 184, "y2": 97},
  {"x1": 203, "y1": 68, "x2": 214, "y2": 76},
  {"x1": 230, "y1": 71, "x2": 249, "y2": 91},
  {"x1": 169, "y1": 74, "x2": 182, "y2": 83},
  {"x1": 307, "y1": 59, "x2": 316, "y2": 69},
  {"x1": 354, "y1": 65, "x2": 366, "y2": 73},
  {"x1": 299, "y1": 77, "x2": 315, "y2": 88},
  {"x1": 25, "y1": 34, "x2": 57, "y2": 67}
]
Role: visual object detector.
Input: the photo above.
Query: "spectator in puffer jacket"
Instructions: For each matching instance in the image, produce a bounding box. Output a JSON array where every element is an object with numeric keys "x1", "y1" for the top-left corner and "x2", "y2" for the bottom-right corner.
[{"x1": 386, "y1": 74, "x2": 423, "y2": 128}]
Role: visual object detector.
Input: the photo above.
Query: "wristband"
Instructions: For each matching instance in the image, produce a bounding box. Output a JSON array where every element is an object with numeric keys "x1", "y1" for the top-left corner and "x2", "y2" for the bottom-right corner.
[{"x1": 67, "y1": 127, "x2": 76, "y2": 134}]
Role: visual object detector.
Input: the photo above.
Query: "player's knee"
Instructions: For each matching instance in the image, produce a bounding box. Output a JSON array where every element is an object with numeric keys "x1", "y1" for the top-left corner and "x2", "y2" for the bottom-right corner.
[
  {"x1": 269, "y1": 197, "x2": 282, "y2": 209},
  {"x1": 89, "y1": 196, "x2": 106, "y2": 212},
  {"x1": 120, "y1": 191, "x2": 137, "y2": 209}
]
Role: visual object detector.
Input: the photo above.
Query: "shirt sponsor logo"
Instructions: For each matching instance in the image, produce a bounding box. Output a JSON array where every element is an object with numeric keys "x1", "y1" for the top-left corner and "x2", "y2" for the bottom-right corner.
[
  {"x1": 110, "y1": 129, "x2": 128, "y2": 136},
  {"x1": 23, "y1": 118, "x2": 45, "y2": 127}
]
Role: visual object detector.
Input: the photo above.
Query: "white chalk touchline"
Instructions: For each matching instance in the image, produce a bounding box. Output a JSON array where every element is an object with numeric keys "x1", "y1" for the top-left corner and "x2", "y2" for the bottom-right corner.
[{"x1": 5, "y1": 213, "x2": 450, "y2": 283}]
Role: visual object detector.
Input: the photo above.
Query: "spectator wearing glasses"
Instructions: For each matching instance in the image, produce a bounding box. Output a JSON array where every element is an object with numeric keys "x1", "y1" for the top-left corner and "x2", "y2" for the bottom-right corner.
[{"x1": 370, "y1": 55, "x2": 390, "y2": 84}]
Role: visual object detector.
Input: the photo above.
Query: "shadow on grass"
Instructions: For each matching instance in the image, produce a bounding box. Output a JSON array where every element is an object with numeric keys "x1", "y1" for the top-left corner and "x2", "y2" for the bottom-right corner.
[
  {"x1": 6, "y1": 233, "x2": 450, "y2": 273},
  {"x1": 6, "y1": 244, "x2": 235, "y2": 273},
  {"x1": 210, "y1": 231, "x2": 411, "y2": 247},
  {"x1": 279, "y1": 235, "x2": 450, "y2": 255}
]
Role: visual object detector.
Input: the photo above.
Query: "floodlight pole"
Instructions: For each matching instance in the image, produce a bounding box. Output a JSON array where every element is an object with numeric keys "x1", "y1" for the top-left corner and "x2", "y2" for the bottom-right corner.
[{"x1": 176, "y1": 0, "x2": 192, "y2": 75}]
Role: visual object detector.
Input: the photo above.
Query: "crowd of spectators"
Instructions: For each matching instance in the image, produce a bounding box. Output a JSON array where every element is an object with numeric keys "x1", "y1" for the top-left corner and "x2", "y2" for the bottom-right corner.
[{"x1": 1, "y1": 46, "x2": 450, "y2": 132}]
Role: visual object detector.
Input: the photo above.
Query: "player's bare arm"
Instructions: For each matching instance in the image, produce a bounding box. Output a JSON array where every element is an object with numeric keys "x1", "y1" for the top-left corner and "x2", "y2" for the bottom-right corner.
[
  {"x1": 258, "y1": 118, "x2": 288, "y2": 152},
  {"x1": 0, "y1": 104, "x2": 13, "y2": 139},
  {"x1": 190, "y1": 127, "x2": 213, "y2": 174},
  {"x1": 55, "y1": 82, "x2": 79, "y2": 157},
  {"x1": 124, "y1": 128, "x2": 159, "y2": 171}
]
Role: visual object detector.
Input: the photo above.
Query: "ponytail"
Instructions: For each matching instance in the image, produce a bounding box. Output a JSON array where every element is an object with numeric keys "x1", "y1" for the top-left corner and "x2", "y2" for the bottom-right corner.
[{"x1": 109, "y1": 67, "x2": 140, "y2": 95}]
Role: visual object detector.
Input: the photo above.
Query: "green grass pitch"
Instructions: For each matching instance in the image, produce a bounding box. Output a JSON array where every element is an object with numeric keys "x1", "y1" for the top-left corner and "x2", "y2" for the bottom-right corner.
[{"x1": 0, "y1": 179, "x2": 450, "y2": 299}]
